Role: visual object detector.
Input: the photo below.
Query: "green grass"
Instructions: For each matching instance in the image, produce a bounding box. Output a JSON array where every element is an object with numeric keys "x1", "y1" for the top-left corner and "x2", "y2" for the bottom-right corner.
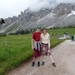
[
  {"x1": 48, "y1": 28, "x2": 75, "y2": 35},
  {"x1": 0, "y1": 28, "x2": 75, "y2": 75},
  {"x1": 0, "y1": 34, "x2": 33, "y2": 75}
]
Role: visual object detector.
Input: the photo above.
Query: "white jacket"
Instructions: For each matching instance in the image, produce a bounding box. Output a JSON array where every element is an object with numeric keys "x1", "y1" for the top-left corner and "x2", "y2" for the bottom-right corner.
[{"x1": 41, "y1": 33, "x2": 50, "y2": 47}]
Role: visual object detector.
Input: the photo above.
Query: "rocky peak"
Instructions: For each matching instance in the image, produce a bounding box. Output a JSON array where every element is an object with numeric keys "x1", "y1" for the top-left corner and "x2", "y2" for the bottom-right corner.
[
  {"x1": 1, "y1": 3, "x2": 75, "y2": 34},
  {"x1": 53, "y1": 3, "x2": 75, "y2": 16}
]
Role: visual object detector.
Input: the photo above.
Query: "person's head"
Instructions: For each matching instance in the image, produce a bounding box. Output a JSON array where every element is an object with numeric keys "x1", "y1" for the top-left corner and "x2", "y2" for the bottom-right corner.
[
  {"x1": 36, "y1": 28, "x2": 40, "y2": 32},
  {"x1": 42, "y1": 28, "x2": 47, "y2": 34}
]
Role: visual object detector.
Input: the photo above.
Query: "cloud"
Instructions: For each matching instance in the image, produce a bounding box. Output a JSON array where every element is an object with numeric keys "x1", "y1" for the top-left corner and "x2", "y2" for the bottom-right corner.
[
  {"x1": 29, "y1": 0, "x2": 56, "y2": 12},
  {"x1": 29, "y1": 0, "x2": 75, "y2": 12},
  {"x1": 0, "y1": 0, "x2": 75, "y2": 18},
  {"x1": 0, "y1": 0, "x2": 30, "y2": 18},
  {"x1": 56, "y1": 0, "x2": 75, "y2": 4}
]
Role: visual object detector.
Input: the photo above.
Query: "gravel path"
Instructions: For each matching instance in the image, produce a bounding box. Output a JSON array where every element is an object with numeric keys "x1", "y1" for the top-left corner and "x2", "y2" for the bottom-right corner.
[{"x1": 7, "y1": 40, "x2": 75, "y2": 75}]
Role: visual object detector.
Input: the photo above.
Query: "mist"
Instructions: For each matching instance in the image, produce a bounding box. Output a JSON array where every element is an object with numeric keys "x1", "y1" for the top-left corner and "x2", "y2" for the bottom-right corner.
[
  {"x1": 29, "y1": 0, "x2": 75, "y2": 12},
  {"x1": 0, "y1": 0, "x2": 75, "y2": 18}
]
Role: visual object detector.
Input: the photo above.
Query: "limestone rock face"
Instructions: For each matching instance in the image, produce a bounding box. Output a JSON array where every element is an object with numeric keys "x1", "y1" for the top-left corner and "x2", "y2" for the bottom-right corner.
[{"x1": 1, "y1": 3, "x2": 75, "y2": 34}]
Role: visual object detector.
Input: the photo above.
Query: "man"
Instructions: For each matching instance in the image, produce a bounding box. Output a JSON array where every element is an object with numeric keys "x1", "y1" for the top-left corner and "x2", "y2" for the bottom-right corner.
[{"x1": 31, "y1": 26, "x2": 41, "y2": 67}]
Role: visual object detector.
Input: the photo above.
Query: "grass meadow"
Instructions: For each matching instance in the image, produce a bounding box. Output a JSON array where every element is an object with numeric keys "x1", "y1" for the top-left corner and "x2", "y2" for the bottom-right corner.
[
  {"x1": 0, "y1": 28, "x2": 75, "y2": 75},
  {"x1": 48, "y1": 28, "x2": 75, "y2": 35}
]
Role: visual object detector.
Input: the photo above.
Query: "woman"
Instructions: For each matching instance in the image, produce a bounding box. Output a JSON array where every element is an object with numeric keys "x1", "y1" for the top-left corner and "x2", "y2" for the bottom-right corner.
[{"x1": 41, "y1": 28, "x2": 56, "y2": 67}]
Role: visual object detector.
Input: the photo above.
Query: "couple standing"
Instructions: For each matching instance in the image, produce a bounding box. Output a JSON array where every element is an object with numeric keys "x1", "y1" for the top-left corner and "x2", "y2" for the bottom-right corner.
[{"x1": 31, "y1": 26, "x2": 56, "y2": 67}]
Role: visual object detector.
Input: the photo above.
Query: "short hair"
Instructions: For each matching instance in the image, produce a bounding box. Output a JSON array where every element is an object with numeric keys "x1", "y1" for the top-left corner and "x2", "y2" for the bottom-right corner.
[{"x1": 42, "y1": 28, "x2": 47, "y2": 32}]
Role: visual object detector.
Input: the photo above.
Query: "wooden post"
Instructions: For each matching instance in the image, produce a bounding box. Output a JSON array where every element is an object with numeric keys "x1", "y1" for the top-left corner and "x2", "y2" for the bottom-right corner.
[{"x1": 5, "y1": 38, "x2": 7, "y2": 49}]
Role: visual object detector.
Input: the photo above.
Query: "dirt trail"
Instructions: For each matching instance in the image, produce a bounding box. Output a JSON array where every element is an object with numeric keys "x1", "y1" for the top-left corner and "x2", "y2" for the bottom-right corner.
[{"x1": 7, "y1": 40, "x2": 75, "y2": 75}]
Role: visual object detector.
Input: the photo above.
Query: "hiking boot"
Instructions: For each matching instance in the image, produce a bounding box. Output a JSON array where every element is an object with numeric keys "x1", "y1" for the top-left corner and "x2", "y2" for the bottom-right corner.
[
  {"x1": 37, "y1": 62, "x2": 40, "y2": 67},
  {"x1": 52, "y1": 63, "x2": 56, "y2": 67},
  {"x1": 42, "y1": 62, "x2": 45, "y2": 66},
  {"x1": 31, "y1": 62, "x2": 35, "y2": 67}
]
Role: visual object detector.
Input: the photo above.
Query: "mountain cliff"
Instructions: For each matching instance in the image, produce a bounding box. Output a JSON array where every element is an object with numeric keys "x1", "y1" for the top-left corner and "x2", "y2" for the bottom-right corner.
[{"x1": 0, "y1": 3, "x2": 75, "y2": 34}]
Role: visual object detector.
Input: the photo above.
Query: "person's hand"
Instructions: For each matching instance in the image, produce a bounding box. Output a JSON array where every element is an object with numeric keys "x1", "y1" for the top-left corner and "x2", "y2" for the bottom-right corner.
[
  {"x1": 49, "y1": 47, "x2": 51, "y2": 50},
  {"x1": 32, "y1": 46, "x2": 34, "y2": 50}
]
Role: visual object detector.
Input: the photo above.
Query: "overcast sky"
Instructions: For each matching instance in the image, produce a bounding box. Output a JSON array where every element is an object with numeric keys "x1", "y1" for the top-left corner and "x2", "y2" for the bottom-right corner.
[{"x1": 0, "y1": 0, "x2": 75, "y2": 18}]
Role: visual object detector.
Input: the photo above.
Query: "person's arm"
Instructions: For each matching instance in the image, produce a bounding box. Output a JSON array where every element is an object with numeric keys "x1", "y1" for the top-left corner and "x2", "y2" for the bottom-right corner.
[
  {"x1": 32, "y1": 33, "x2": 35, "y2": 50},
  {"x1": 40, "y1": 33, "x2": 42, "y2": 42},
  {"x1": 32, "y1": 38, "x2": 34, "y2": 50},
  {"x1": 48, "y1": 34, "x2": 50, "y2": 48}
]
